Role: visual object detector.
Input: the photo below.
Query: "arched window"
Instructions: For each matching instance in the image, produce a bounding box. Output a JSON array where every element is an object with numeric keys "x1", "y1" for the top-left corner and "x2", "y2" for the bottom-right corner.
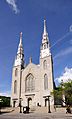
[
  {"x1": 25, "y1": 74, "x2": 35, "y2": 92},
  {"x1": 15, "y1": 68, "x2": 18, "y2": 76},
  {"x1": 44, "y1": 74, "x2": 48, "y2": 90},
  {"x1": 43, "y1": 60, "x2": 47, "y2": 69},
  {"x1": 14, "y1": 80, "x2": 17, "y2": 94}
]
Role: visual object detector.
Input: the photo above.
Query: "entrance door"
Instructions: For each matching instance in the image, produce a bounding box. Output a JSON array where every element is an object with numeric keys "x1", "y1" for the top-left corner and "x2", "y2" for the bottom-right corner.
[
  {"x1": 28, "y1": 98, "x2": 32, "y2": 108},
  {"x1": 45, "y1": 99, "x2": 48, "y2": 107},
  {"x1": 13, "y1": 101, "x2": 16, "y2": 107}
]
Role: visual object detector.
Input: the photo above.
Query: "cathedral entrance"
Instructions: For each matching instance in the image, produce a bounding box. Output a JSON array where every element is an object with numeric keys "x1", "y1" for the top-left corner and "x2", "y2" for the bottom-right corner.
[
  {"x1": 28, "y1": 98, "x2": 32, "y2": 108},
  {"x1": 13, "y1": 100, "x2": 16, "y2": 107}
]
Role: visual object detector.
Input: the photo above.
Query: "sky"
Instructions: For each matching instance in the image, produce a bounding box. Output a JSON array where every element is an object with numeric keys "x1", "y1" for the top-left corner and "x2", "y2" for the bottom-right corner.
[{"x1": 0, "y1": 0, "x2": 72, "y2": 97}]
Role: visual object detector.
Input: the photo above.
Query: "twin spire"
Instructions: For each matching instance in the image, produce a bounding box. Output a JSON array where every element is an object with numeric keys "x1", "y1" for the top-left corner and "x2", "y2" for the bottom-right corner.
[
  {"x1": 42, "y1": 19, "x2": 49, "y2": 41},
  {"x1": 14, "y1": 32, "x2": 24, "y2": 67},
  {"x1": 40, "y1": 19, "x2": 50, "y2": 58},
  {"x1": 18, "y1": 19, "x2": 48, "y2": 55},
  {"x1": 42, "y1": 19, "x2": 49, "y2": 47},
  {"x1": 14, "y1": 19, "x2": 50, "y2": 66},
  {"x1": 19, "y1": 32, "x2": 22, "y2": 46},
  {"x1": 17, "y1": 32, "x2": 23, "y2": 55}
]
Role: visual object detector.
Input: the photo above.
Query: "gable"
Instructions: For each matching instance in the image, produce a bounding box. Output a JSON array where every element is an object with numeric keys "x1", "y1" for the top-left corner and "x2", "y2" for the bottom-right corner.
[{"x1": 22, "y1": 63, "x2": 40, "y2": 80}]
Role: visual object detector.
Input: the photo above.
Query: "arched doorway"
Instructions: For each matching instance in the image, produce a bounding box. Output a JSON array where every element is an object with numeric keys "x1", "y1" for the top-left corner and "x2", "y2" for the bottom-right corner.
[
  {"x1": 28, "y1": 98, "x2": 32, "y2": 108},
  {"x1": 13, "y1": 100, "x2": 16, "y2": 107}
]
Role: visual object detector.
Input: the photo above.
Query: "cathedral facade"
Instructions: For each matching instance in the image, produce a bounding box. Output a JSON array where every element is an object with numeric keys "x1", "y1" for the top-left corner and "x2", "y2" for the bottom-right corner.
[{"x1": 11, "y1": 20, "x2": 54, "y2": 111}]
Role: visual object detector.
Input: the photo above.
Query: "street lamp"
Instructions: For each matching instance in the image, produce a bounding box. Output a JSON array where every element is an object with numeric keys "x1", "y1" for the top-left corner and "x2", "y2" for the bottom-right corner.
[
  {"x1": 47, "y1": 96, "x2": 51, "y2": 113},
  {"x1": 19, "y1": 97, "x2": 22, "y2": 113}
]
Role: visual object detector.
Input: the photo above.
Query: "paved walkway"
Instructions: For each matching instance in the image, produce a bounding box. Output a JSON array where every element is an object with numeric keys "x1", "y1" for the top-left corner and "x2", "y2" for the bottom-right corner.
[
  {"x1": 0, "y1": 112, "x2": 72, "y2": 119},
  {"x1": 0, "y1": 107, "x2": 72, "y2": 119}
]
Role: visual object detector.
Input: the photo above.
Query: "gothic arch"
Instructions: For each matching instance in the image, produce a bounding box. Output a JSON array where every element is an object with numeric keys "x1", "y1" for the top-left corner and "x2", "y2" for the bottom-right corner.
[
  {"x1": 25, "y1": 73, "x2": 35, "y2": 92},
  {"x1": 14, "y1": 80, "x2": 17, "y2": 94},
  {"x1": 43, "y1": 60, "x2": 47, "y2": 69}
]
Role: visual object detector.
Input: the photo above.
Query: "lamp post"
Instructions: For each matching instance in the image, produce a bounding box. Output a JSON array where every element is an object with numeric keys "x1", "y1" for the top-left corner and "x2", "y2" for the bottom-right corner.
[
  {"x1": 48, "y1": 96, "x2": 51, "y2": 113},
  {"x1": 19, "y1": 97, "x2": 22, "y2": 113}
]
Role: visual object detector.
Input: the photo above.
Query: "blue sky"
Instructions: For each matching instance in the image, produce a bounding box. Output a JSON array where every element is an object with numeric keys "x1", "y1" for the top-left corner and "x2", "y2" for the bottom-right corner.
[{"x1": 0, "y1": 0, "x2": 72, "y2": 96}]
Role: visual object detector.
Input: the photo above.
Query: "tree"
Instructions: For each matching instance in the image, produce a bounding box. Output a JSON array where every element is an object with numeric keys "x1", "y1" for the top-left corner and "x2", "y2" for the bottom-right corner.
[
  {"x1": 52, "y1": 80, "x2": 72, "y2": 106},
  {"x1": 0, "y1": 96, "x2": 10, "y2": 107},
  {"x1": 52, "y1": 86, "x2": 63, "y2": 105},
  {"x1": 64, "y1": 80, "x2": 72, "y2": 106}
]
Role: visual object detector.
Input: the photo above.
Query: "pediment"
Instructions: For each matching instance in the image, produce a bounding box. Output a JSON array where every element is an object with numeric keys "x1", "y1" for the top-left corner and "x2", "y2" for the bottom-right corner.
[{"x1": 22, "y1": 62, "x2": 40, "y2": 75}]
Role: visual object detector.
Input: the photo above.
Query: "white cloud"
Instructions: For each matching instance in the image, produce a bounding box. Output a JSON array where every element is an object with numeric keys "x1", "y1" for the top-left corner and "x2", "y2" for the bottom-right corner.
[
  {"x1": 54, "y1": 47, "x2": 72, "y2": 59},
  {"x1": 55, "y1": 67, "x2": 72, "y2": 83},
  {"x1": 6, "y1": 0, "x2": 19, "y2": 14},
  {"x1": 69, "y1": 25, "x2": 72, "y2": 32},
  {"x1": 0, "y1": 91, "x2": 11, "y2": 97}
]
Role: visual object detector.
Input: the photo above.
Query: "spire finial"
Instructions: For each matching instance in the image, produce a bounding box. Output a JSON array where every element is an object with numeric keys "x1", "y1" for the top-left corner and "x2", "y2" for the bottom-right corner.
[
  {"x1": 20, "y1": 32, "x2": 22, "y2": 39},
  {"x1": 19, "y1": 32, "x2": 22, "y2": 45},
  {"x1": 44, "y1": 19, "x2": 47, "y2": 35},
  {"x1": 29, "y1": 56, "x2": 32, "y2": 63}
]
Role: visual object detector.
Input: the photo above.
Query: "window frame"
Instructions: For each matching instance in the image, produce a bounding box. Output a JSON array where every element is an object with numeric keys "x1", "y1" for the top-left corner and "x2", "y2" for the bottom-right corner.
[
  {"x1": 44, "y1": 74, "x2": 48, "y2": 90},
  {"x1": 14, "y1": 80, "x2": 17, "y2": 94},
  {"x1": 43, "y1": 60, "x2": 47, "y2": 69},
  {"x1": 15, "y1": 68, "x2": 18, "y2": 77},
  {"x1": 25, "y1": 73, "x2": 35, "y2": 92}
]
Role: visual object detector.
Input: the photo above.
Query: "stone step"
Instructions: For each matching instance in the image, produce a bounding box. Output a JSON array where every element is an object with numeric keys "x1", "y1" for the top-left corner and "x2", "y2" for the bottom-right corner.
[{"x1": 35, "y1": 107, "x2": 48, "y2": 113}]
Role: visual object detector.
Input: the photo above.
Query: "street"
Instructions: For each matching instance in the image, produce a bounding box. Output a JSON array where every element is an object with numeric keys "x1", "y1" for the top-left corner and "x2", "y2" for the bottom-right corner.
[{"x1": 0, "y1": 112, "x2": 72, "y2": 119}]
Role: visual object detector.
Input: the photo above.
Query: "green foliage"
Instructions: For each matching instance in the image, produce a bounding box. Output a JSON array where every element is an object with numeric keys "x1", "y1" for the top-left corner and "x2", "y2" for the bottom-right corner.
[
  {"x1": 0, "y1": 96, "x2": 10, "y2": 107},
  {"x1": 64, "y1": 80, "x2": 72, "y2": 105},
  {"x1": 52, "y1": 80, "x2": 72, "y2": 106},
  {"x1": 52, "y1": 86, "x2": 62, "y2": 105}
]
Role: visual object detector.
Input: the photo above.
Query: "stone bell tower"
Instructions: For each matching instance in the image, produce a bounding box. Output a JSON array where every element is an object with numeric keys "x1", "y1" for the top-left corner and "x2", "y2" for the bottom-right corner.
[
  {"x1": 40, "y1": 20, "x2": 54, "y2": 109},
  {"x1": 11, "y1": 32, "x2": 24, "y2": 107}
]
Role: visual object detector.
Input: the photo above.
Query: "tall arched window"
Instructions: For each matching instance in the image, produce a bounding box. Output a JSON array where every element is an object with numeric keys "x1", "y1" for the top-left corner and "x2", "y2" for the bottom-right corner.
[
  {"x1": 14, "y1": 80, "x2": 17, "y2": 94},
  {"x1": 25, "y1": 74, "x2": 35, "y2": 92},
  {"x1": 43, "y1": 60, "x2": 47, "y2": 69},
  {"x1": 44, "y1": 74, "x2": 48, "y2": 90},
  {"x1": 15, "y1": 68, "x2": 18, "y2": 76}
]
